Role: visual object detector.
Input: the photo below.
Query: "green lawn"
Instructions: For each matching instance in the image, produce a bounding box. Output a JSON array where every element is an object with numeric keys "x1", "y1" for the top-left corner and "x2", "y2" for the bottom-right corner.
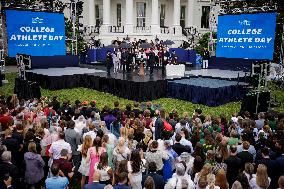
[{"x1": 1, "y1": 72, "x2": 283, "y2": 118}]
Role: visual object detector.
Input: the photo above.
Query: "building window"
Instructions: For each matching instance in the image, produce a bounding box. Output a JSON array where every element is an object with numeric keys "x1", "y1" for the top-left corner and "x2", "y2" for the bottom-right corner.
[
  {"x1": 95, "y1": 5, "x2": 103, "y2": 26},
  {"x1": 136, "y1": 2, "x2": 146, "y2": 27},
  {"x1": 201, "y1": 6, "x2": 210, "y2": 28},
  {"x1": 180, "y1": 6, "x2": 186, "y2": 28},
  {"x1": 160, "y1": 4, "x2": 165, "y2": 27},
  {"x1": 117, "y1": 4, "x2": 121, "y2": 27}
]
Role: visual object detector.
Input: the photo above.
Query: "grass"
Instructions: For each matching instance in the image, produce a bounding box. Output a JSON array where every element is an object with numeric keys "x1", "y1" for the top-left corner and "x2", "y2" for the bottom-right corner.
[{"x1": 1, "y1": 72, "x2": 283, "y2": 118}]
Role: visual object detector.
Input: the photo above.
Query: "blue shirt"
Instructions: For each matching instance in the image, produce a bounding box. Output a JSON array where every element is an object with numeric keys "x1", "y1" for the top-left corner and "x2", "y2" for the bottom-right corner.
[{"x1": 45, "y1": 176, "x2": 69, "y2": 189}]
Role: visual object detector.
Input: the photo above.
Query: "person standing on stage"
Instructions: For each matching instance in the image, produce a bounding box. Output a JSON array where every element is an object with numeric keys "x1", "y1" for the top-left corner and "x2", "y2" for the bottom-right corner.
[
  {"x1": 117, "y1": 49, "x2": 122, "y2": 71},
  {"x1": 112, "y1": 51, "x2": 119, "y2": 74},
  {"x1": 202, "y1": 48, "x2": 210, "y2": 69},
  {"x1": 148, "y1": 49, "x2": 155, "y2": 76},
  {"x1": 171, "y1": 50, "x2": 178, "y2": 64},
  {"x1": 121, "y1": 49, "x2": 128, "y2": 73},
  {"x1": 161, "y1": 48, "x2": 169, "y2": 75},
  {"x1": 126, "y1": 50, "x2": 132, "y2": 73},
  {"x1": 106, "y1": 51, "x2": 113, "y2": 75}
]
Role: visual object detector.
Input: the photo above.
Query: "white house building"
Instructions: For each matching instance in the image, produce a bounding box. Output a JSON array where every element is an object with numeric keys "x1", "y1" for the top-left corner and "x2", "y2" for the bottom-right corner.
[{"x1": 78, "y1": 0, "x2": 220, "y2": 47}]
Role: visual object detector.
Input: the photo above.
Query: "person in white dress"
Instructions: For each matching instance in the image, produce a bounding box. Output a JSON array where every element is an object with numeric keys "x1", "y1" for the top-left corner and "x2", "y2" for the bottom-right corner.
[
  {"x1": 78, "y1": 135, "x2": 92, "y2": 189},
  {"x1": 127, "y1": 149, "x2": 146, "y2": 189},
  {"x1": 113, "y1": 52, "x2": 119, "y2": 74},
  {"x1": 94, "y1": 152, "x2": 113, "y2": 185}
]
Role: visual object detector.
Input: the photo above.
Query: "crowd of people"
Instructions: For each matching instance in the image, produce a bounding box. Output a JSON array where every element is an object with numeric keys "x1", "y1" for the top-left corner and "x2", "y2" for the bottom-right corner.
[
  {"x1": 0, "y1": 94, "x2": 284, "y2": 189},
  {"x1": 105, "y1": 37, "x2": 179, "y2": 75}
]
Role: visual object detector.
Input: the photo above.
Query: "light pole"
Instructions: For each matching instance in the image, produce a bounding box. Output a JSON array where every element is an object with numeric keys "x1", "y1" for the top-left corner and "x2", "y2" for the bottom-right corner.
[{"x1": 69, "y1": 0, "x2": 78, "y2": 55}]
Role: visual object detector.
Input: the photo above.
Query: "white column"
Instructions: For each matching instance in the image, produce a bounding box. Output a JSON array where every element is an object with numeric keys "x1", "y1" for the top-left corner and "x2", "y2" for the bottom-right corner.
[
  {"x1": 100, "y1": 0, "x2": 111, "y2": 34},
  {"x1": 88, "y1": 0, "x2": 95, "y2": 26},
  {"x1": 187, "y1": 0, "x2": 195, "y2": 27},
  {"x1": 173, "y1": 0, "x2": 182, "y2": 35},
  {"x1": 151, "y1": 0, "x2": 160, "y2": 34},
  {"x1": 103, "y1": 0, "x2": 111, "y2": 25},
  {"x1": 125, "y1": 0, "x2": 134, "y2": 33}
]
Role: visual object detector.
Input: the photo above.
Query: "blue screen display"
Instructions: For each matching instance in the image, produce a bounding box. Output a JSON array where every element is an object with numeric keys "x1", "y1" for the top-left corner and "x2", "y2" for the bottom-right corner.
[
  {"x1": 6, "y1": 10, "x2": 66, "y2": 57},
  {"x1": 216, "y1": 13, "x2": 277, "y2": 60}
]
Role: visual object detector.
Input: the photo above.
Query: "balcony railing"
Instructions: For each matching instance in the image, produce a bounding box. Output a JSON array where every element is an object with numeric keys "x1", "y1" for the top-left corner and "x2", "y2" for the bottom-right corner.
[
  {"x1": 160, "y1": 26, "x2": 175, "y2": 34},
  {"x1": 133, "y1": 26, "x2": 151, "y2": 33},
  {"x1": 183, "y1": 27, "x2": 197, "y2": 37},
  {"x1": 84, "y1": 25, "x2": 100, "y2": 35},
  {"x1": 109, "y1": 26, "x2": 125, "y2": 33}
]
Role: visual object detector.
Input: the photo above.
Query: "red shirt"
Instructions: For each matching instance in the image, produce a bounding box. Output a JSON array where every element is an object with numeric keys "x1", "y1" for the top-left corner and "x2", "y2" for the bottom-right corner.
[
  {"x1": 44, "y1": 108, "x2": 56, "y2": 117},
  {"x1": 0, "y1": 115, "x2": 13, "y2": 130}
]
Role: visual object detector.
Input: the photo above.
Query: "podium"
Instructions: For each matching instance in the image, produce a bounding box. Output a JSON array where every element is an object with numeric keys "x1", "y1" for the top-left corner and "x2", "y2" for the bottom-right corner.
[{"x1": 166, "y1": 64, "x2": 185, "y2": 77}]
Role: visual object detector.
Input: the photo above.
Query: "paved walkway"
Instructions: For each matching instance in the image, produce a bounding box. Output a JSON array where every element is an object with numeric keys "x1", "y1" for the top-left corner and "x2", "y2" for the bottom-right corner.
[{"x1": 4, "y1": 66, "x2": 18, "y2": 73}]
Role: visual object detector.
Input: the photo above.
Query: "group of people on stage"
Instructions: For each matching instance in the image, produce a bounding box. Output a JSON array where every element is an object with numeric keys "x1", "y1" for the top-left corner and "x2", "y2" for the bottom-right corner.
[{"x1": 105, "y1": 38, "x2": 179, "y2": 76}]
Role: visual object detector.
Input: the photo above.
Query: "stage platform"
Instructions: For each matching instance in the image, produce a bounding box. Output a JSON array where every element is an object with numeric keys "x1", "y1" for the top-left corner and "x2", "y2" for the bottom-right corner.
[
  {"x1": 25, "y1": 66, "x2": 250, "y2": 104},
  {"x1": 185, "y1": 69, "x2": 250, "y2": 79},
  {"x1": 168, "y1": 78, "x2": 247, "y2": 106}
]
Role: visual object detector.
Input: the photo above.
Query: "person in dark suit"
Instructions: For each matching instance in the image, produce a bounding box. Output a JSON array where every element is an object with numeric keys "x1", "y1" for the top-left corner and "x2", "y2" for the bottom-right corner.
[
  {"x1": 52, "y1": 96, "x2": 60, "y2": 113},
  {"x1": 148, "y1": 49, "x2": 155, "y2": 75},
  {"x1": 154, "y1": 109, "x2": 165, "y2": 140},
  {"x1": 106, "y1": 51, "x2": 113, "y2": 75},
  {"x1": 256, "y1": 147, "x2": 278, "y2": 189},
  {"x1": 172, "y1": 133, "x2": 191, "y2": 156},
  {"x1": 2, "y1": 129, "x2": 20, "y2": 165},
  {"x1": 276, "y1": 140, "x2": 284, "y2": 186},
  {"x1": 225, "y1": 145, "x2": 242, "y2": 188},
  {"x1": 142, "y1": 162, "x2": 164, "y2": 189},
  {"x1": 113, "y1": 172, "x2": 131, "y2": 189},
  {"x1": 121, "y1": 49, "x2": 128, "y2": 73},
  {"x1": 237, "y1": 141, "x2": 254, "y2": 171},
  {"x1": 84, "y1": 172, "x2": 105, "y2": 189},
  {"x1": 126, "y1": 50, "x2": 133, "y2": 73},
  {"x1": 0, "y1": 151, "x2": 20, "y2": 189}
]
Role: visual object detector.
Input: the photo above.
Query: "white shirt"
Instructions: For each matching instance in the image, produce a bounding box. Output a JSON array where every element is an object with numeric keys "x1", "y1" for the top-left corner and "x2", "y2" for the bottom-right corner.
[
  {"x1": 249, "y1": 175, "x2": 271, "y2": 189},
  {"x1": 83, "y1": 131, "x2": 96, "y2": 141},
  {"x1": 180, "y1": 138, "x2": 193, "y2": 153},
  {"x1": 48, "y1": 139, "x2": 72, "y2": 160},
  {"x1": 95, "y1": 163, "x2": 111, "y2": 181},
  {"x1": 74, "y1": 121, "x2": 86, "y2": 135},
  {"x1": 165, "y1": 175, "x2": 195, "y2": 189}
]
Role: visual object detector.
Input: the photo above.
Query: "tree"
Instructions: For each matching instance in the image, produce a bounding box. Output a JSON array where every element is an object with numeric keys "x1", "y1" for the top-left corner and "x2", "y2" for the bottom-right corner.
[{"x1": 194, "y1": 32, "x2": 217, "y2": 55}]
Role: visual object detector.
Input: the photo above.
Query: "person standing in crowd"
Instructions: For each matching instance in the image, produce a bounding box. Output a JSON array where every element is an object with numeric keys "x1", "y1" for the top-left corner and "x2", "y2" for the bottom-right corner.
[
  {"x1": 127, "y1": 149, "x2": 146, "y2": 189},
  {"x1": 84, "y1": 172, "x2": 106, "y2": 189},
  {"x1": 2, "y1": 129, "x2": 20, "y2": 165},
  {"x1": 94, "y1": 152, "x2": 113, "y2": 185},
  {"x1": 0, "y1": 151, "x2": 20, "y2": 189},
  {"x1": 78, "y1": 135, "x2": 92, "y2": 189},
  {"x1": 165, "y1": 163, "x2": 195, "y2": 189},
  {"x1": 1, "y1": 92, "x2": 284, "y2": 189},
  {"x1": 145, "y1": 141, "x2": 168, "y2": 175},
  {"x1": 64, "y1": 120, "x2": 81, "y2": 177},
  {"x1": 114, "y1": 172, "x2": 131, "y2": 189},
  {"x1": 225, "y1": 145, "x2": 242, "y2": 187},
  {"x1": 202, "y1": 48, "x2": 210, "y2": 69},
  {"x1": 24, "y1": 142, "x2": 45, "y2": 189},
  {"x1": 86, "y1": 136, "x2": 106, "y2": 183},
  {"x1": 45, "y1": 164, "x2": 69, "y2": 189},
  {"x1": 142, "y1": 162, "x2": 164, "y2": 189},
  {"x1": 249, "y1": 164, "x2": 271, "y2": 189}
]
